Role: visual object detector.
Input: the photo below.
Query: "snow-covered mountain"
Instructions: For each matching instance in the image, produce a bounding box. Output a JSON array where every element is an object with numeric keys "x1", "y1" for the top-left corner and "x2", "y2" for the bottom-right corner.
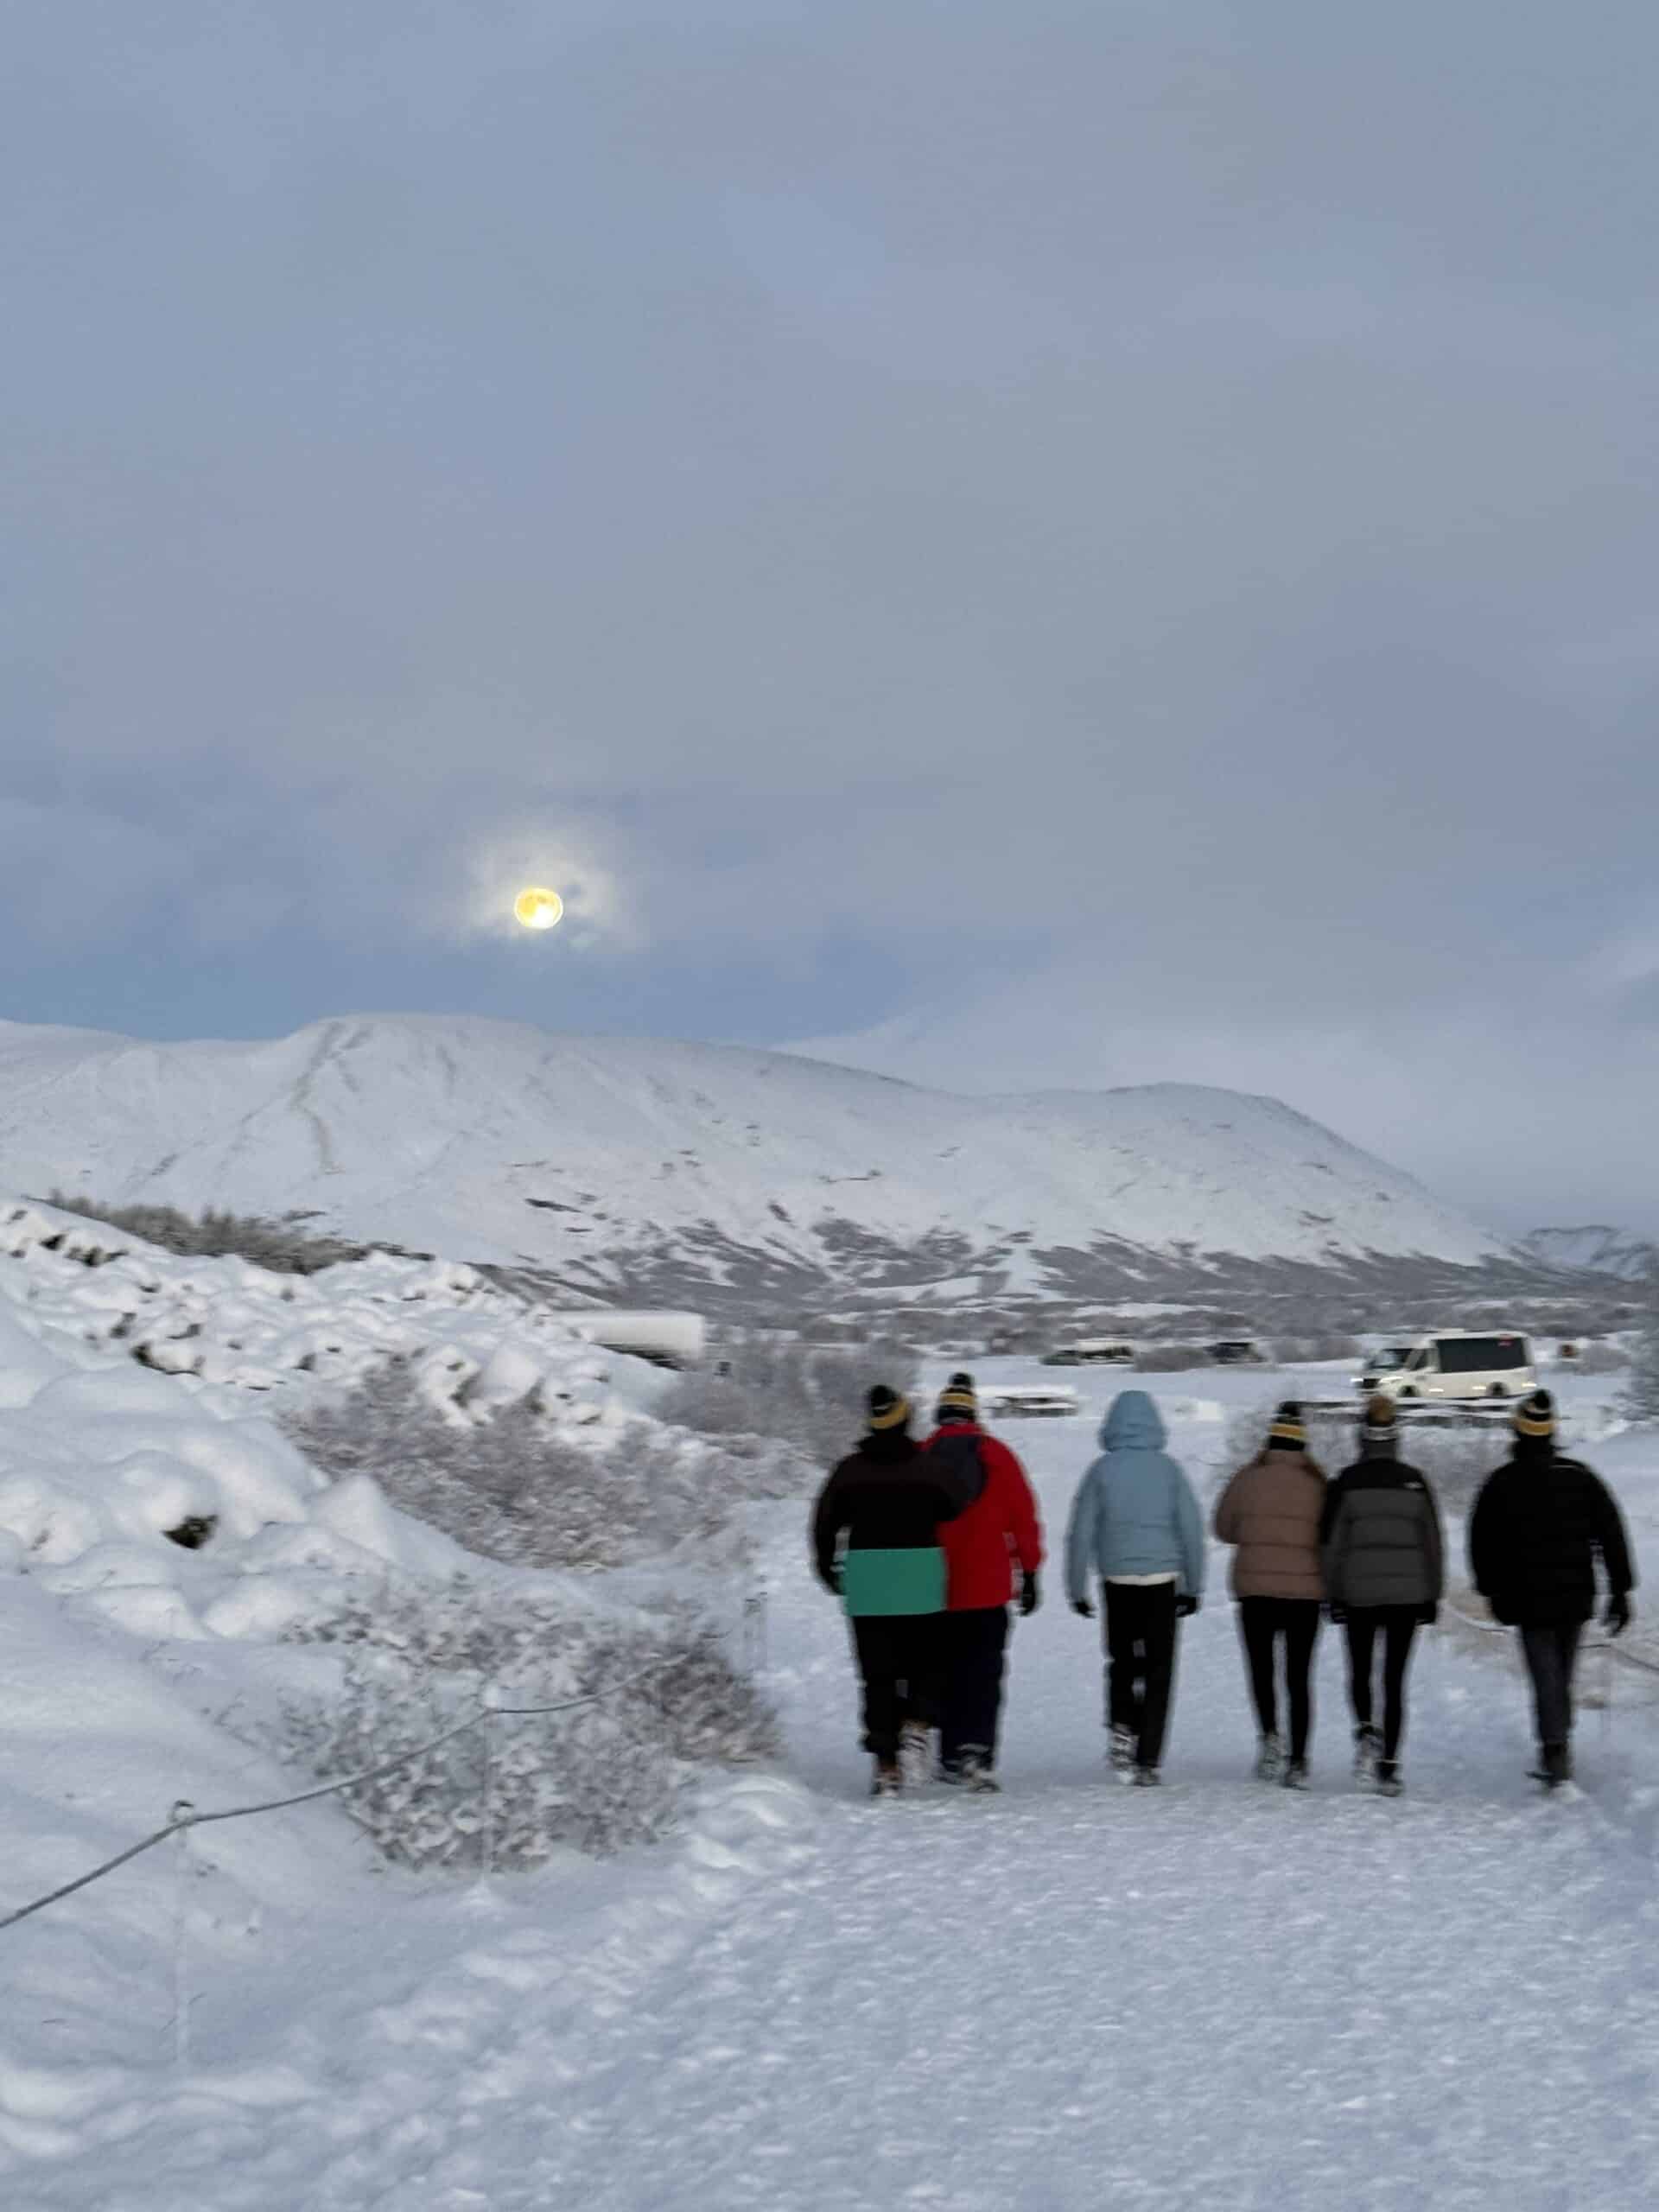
[
  {"x1": 1518, "y1": 1226, "x2": 1659, "y2": 1284},
  {"x1": 0, "y1": 1014, "x2": 1515, "y2": 1310}
]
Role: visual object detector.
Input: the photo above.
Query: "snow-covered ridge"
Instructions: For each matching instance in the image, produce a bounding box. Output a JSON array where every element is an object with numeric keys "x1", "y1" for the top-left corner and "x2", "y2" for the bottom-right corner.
[
  {"x1": 0, "y1": 1014, "x2": 1513, "y2": 1306},
  {"x1": 1519, "y1": 1224, "x2": 1658, "y2": 1284}
]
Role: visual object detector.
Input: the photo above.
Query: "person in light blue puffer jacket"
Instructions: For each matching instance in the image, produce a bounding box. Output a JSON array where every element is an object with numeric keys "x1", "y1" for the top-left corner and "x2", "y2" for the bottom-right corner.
[{"x1": 1065, "y1": 1390, "x2": 1206, "y2": 1783}]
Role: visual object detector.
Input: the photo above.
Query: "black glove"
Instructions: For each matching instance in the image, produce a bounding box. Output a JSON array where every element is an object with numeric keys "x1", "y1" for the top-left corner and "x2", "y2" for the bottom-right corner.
[
  {"x1": 1071, "y1": 1597, "x2": 1094, "y2": 1619},
  {"x1": 1419, "y1": 1602, "x2": 1440, "y2": 1627},
  {"x1": 1326, "y1": 1605, "x2": 1346, "y2": 1626},
  {"x1": 1020, "y1": 1568, "x2": 1041, "y2": 1618},
  {"x1": 1176, "y1": 1593, "x2": 1199, "y2": 1618},
  {"x1": 1605, "y1": 1592, "x2": 1631, "y2": 1638},
  {"x1": 815, "y1": 1564, "x2": 840, "y2": 1598}
]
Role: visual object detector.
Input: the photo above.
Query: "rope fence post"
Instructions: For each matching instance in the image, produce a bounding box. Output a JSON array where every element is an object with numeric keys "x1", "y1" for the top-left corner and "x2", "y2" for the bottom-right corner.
[
  {"x1": 743, "y1": 1584, "x2": 768, "y2": 1675},
  {"x1": 1602, "y1": 1637, "x2": 1615, "y2": 1750},
  {"x1": 170, "y1": 1801, "x2": 194, "y2": 2075},
  {"x1": 480, "y1": 1685, "x2": 497, "y2": 1887}
]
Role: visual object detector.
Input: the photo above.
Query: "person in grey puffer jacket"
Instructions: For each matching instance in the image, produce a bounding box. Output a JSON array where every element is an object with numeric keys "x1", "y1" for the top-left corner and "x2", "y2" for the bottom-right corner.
[
  {"x1": 1320, "y1": 1395, "x2": 1444, "y2": 1794},
  {"x1": 1065, "y1": 1390, "x2": 1206, "y2": 1783}
]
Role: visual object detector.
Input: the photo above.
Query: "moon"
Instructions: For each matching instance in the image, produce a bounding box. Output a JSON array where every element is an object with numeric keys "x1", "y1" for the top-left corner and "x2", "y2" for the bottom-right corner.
[{"x1": 513, "y1": 887, "x2": 564, "y2": 931}]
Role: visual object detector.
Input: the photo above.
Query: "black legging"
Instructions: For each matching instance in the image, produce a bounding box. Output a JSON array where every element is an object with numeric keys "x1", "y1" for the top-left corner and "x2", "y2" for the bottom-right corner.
[
  {"x1": 1238, "y1": 1599, "x2": 1321, "y2": 1761},
  {"x1": 1343, "y1": 1608, "x2": 1421, "y2": 1761}
]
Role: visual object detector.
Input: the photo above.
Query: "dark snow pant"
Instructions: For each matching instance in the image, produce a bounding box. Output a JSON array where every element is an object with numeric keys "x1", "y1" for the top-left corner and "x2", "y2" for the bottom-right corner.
[
  {"x1": 1518, "y1": 1620, "x2": 1585, "y2": 1752},
  {"x1": 1343, "y1": 1607, "x2": 1421, "y2": 1761},
  {"x1": 850, "y1": 1613, "x2": 943, "y2": 1763},
  {"x1": 1103, "y1": 1581, "x2": 1179, "y2": 1770},
  {"x1": 939, "y1": 1606, "x2": 1010, "y2": 1771},
  {"x1": 1238, "y1": 1599, "x2": 1321, "y2": 1762}
]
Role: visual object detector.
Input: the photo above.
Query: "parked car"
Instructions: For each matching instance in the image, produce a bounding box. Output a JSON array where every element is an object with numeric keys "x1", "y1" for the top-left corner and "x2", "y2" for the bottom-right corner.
[
  {"x1": 982, "y1": 1385, "x2": 1083, "y2": 1420},
  {"x1": 1040, "y1": 1338, "x2": 1136, "y2": 1367},
  {"x1": 1209, "y1": 1339, "x2": 1266, "y2": 1365},
  {"x1": 1357, "y1": 1329, "x2": 1535, "y2": 1402}
]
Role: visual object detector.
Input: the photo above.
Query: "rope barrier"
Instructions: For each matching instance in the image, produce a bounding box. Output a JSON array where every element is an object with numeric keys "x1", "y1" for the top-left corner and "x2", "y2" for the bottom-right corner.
[
  {"x1": 0, "y1": 1658, "x2": 681, "y2": 1936},
  {"x1": 1444, "y1": 1599, "x2": 1659, "y2": 1674}
]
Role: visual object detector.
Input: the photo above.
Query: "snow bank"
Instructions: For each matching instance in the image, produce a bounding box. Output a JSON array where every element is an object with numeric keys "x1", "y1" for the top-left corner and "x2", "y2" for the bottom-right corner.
[
  {"x1": 0, "y1": 1198, "x2": 686, "y2": 1635},
  {"x1": 0, "y1": 1198, "x2": 639, "y2": 1416}
]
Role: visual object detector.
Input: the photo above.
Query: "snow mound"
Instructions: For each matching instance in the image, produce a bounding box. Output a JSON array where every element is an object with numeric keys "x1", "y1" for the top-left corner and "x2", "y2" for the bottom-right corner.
[
  {"x1": 0, "y1": 1198, "x2": 674, "y2": 1635},
  {"x1": 0, "y1": 1198, "x2": 639, "y2": 1418}
]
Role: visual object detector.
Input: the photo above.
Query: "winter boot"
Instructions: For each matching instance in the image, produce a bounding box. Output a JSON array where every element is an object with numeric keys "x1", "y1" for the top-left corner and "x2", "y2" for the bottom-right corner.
[
  {"x1": 1281, "y1": 1758, "x2": 1310, "y2": 1791},
  {"x1": 1109, "y1": 1724, "x2": 1136, "y2": 1774},
  {"x1": 1374, "y1": 1759, "x2": 1402, "y2": 1797},
  {"x1": 1530, "y1": 1743, "x2": 1571, "y2": 1789},
  {"x1": 1254, "y1": 1733, "x2": 1284, "y2": 1783},
  {"x1": 1353, "y1": 1725, "x2": 1382, "y2": 1783},
  {"x1": 957, "y1": 1751, "x2": 1001, "y2": 1794},
  {"x1": 1132, "y1": 1766, "x2": 1161, "y2": 1788},
  {"x1": 899, "y1": 1719, "x2": 933, "y2": 1788},
  {"x1": 871, "y1": 1758, "x2": 903, "y2": 1798}
]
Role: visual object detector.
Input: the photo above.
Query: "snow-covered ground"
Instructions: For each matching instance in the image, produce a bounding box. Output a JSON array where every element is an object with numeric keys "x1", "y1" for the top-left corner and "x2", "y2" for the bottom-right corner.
[{"x1": 4, "y1": 1351, "x2": 1657, "y2": 2210}]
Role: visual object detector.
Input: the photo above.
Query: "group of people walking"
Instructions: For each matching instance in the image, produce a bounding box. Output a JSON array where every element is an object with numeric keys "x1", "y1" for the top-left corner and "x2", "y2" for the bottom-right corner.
[
  {"x1": 812, "y1": 1371, "x2": 1637, "y2": 1796},
  {"x1": 811, "y1": 1374, "x2": 1041, "y2": 1792}
]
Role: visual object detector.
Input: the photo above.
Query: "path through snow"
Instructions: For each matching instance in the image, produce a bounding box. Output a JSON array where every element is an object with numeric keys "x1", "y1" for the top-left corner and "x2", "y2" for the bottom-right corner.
[{"x1": 10, "y1": 1389, "x2": 1659, "y2": 2210}]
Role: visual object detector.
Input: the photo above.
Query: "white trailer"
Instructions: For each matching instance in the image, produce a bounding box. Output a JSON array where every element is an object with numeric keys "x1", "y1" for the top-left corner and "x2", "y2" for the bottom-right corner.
[{"x1": 545, "y1": 1309, "x2": 708, "y2": 1370}]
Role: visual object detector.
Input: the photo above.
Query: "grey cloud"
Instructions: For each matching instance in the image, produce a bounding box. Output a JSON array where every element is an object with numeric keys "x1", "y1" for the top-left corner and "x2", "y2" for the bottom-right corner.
[{"x1": 6, "y1": 0, "x2": 1659, "y2": 1222}]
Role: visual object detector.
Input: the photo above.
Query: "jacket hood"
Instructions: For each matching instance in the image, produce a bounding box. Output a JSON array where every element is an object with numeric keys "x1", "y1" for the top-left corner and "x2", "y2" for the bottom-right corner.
[{"x1": 1099, "y1": 1390, "x2": 1167, "y2": 1453}]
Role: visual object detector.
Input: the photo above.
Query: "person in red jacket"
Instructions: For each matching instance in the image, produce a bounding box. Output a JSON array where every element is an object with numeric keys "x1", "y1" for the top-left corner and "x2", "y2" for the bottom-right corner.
[{"x1": 924, "y1": 1373, "x2": 1044, "y2": 1789}]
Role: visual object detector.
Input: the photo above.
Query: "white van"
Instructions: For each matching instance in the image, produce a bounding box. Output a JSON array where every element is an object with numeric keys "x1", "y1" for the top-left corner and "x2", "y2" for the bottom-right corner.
[{"x1": 1359, "y1": 1330, "x2": 1535, "y2": 1403}]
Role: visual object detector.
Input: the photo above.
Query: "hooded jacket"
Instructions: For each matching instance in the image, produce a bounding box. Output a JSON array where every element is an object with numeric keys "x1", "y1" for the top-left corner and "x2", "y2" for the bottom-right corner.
[
  {"x1": 811, "y1": 1429, "x2": 963, "y2": 1618},
  {"x1": 924, "y1": 1421, "x2": 1044, "y2": 1611},
  {"x1": 1064, "y1": 1391, "x2": 1206, "y2": 1603},
  {"x1": 1213, "y1": 1445, "x2": 1327, "y2": 1601},
  {"x1": 1468, "y1": 1439, "x2": 1636, "y2": 1627},
  {"x1": 1319, "y1": 1438, "x2": 1444, "y2": 1613}
]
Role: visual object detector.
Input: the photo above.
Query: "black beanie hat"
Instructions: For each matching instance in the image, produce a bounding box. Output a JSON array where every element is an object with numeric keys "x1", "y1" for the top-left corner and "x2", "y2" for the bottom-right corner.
[
  {"x1": 936, "y1": 1372, "x2": 977, "y2": 1421},
  {"x1": 868, "y1": 1383, "x2": 911, "y2": 1433},
  {"x1": 1514, "y1": 1389, "x2": 1556, "y2": 1442},
  {"x1": 1268, "y1": 1400, "x2": 1307, "y2": 1449}
]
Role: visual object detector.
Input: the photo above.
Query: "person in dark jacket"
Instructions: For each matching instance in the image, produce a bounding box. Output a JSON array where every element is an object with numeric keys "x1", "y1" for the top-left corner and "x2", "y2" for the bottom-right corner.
[
  {"x1": 924, "y1": 1374, "x2": 1044, "y2": 1791},
  {"x1": 1468, "y1": 1389, "x2": 1637, "y2": 1789},
  {"x1": 1320, "y1": 1396, "x2": 1444, "y2": 1795},
  {"x1": 812, "y1": 1385, "x2": 966, "y2": 1796}
]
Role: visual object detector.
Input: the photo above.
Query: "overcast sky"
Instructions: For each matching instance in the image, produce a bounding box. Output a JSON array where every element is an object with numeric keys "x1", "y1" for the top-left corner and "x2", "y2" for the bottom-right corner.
[{"x1": 6, "y1": 1, "x2": 1658, "y2": 1230}]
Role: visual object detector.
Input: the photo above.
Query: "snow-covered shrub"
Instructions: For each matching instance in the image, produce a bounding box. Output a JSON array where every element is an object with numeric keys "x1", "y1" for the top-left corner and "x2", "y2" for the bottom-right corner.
[
  {"x1": 665, "y1": 1334, "x2": 920, "y2": 1466},
  {"x1": 1213, "y1": 1401, "x2": 1504, "y2": 1510},
  {"x1": 283, "y1": 1361, "x2": 803, "y2": 1570},
  {"x1": 282, "y1": 1578, "x2": 778, "y2": 1868},
  {"x1": 41, "y1": 1192, "x2": 391, "y2": 1274},
  {"x1": 1568, "y1": 1340, "x2": 1630, "y2": 1376},
  {"x1": 1134, "y1": 1342, "x2": 1211, "y2": 1374},
  {"x1": 1622, "y1": 1312, "x2": 1659, "y2": 1424},
  {"x1": 1273, "y1": 1334, "x2": 1362, "y2": 1364}
]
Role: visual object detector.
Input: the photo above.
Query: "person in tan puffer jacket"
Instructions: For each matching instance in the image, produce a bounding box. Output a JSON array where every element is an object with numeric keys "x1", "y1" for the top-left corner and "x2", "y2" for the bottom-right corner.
[{"x1": 1213, "y1": 1401, "x2": 1327, "y2": 1788}]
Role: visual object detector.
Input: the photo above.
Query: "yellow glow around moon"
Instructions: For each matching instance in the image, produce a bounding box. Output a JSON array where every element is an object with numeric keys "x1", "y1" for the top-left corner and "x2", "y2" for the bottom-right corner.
[{"x1": 513, "y1": 887, "x2": 564, "y2": 931}]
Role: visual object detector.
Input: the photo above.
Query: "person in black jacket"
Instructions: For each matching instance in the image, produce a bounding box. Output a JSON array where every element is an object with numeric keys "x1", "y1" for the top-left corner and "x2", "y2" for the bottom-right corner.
[
  {"x1": 1468, "y1": 1389, "x2": 1637, "y2": 1788},
  {"x1": 811, "y1": 1386, "x2": 967, "y2": 1796},
  {"x1": 1320, "y1": 1396, "x2": 1444, "y2": 1795}
]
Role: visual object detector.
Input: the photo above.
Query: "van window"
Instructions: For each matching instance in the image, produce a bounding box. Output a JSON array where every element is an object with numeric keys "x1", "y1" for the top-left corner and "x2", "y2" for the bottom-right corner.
[{"x1": 1435, "y1": 1335, "x2": 1528, "y2": 1375}]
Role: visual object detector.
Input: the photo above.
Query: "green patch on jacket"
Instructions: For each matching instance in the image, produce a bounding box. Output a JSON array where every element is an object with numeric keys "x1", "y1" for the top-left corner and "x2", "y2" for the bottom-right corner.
[{"x1": 839, "y1": 1546, "x2": 947, "y2": 1618}]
